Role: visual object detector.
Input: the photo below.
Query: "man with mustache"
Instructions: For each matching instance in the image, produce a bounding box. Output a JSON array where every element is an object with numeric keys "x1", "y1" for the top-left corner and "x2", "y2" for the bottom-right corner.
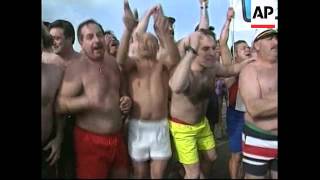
[
  {"x1": 238, "y1": 29, "x2": 278, "y2": 179},
  {"x1": 55, "y1": 17, "x2": 132, "y2": 178}
]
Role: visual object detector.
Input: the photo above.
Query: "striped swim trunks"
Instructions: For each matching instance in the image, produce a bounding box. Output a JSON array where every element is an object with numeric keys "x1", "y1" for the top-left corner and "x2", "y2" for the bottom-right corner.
[{"x1": 242, "y1": 122, "x2": 277, "y2": 176}]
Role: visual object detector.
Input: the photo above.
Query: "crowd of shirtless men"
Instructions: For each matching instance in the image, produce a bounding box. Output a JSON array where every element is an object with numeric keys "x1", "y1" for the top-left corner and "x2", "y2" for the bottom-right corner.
[{"x1": 41, "y1": 0, "x2": 277, "y2": 179}]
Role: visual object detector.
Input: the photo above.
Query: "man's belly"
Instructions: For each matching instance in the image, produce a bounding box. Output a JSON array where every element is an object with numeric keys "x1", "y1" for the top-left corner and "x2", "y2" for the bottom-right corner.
[
  {"x1": 245, "y1": 113, "x2": 278, "y2": 134},
  {"x1": 131, "y1": 98, "x2": 168, "y2": 120},
  {"x1": 130, "y1": 86, "x2": 168, "y2": 120},
  {"x1": 76, "y1": 110, "x2": 122, "y2": 135}
]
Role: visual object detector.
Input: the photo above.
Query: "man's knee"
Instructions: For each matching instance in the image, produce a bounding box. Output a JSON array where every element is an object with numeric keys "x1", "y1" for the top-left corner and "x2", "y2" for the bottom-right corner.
[
  {"x1": 151, "y1": 169, "x2": 163, "y2": 179},
  {"x1": 231, "y1": 153, "x2": 241, "y2": 162},
  {"x1": 210, "y1": 152, "x2": 218, "y2": 162},
  {"x1": 132, "y1": 161, "x2": 149, "y2": 178},
  {"x1": 206, "y1": 149, "x2": 218, "y2": 162},
  {"x1": 183, "y1": 163, "x2": 200, "y2": 179}
]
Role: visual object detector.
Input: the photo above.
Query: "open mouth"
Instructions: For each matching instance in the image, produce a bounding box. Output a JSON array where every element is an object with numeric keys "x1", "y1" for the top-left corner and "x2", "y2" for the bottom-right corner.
[{"x1": 93, "y1": 44, "x2": 103, "y2": 50}]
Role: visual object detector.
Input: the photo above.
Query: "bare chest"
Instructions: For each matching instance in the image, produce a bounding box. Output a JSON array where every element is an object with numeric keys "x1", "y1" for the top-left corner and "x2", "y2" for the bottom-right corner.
[
  {"x1": 83, "y1": 62, "x2": 120, "y2": 98},
  {"x1": 130, "y1": 63, "x2": 168, "y2": 89},
  {"x1": 189, "y1": 72, "x2": 215, "y2": 101},
  {"x1": 257, "y1": 67, "x2": 277, "y2": 96}
]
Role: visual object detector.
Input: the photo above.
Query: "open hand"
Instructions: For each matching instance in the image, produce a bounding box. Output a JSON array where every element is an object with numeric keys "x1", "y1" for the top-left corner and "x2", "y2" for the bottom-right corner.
[
  {"x1": 123, "y1": 0, "x2": 138, "y2": 32},
  {"x1": 43, "y1": 137, "x2": 62, "y2": 166}
]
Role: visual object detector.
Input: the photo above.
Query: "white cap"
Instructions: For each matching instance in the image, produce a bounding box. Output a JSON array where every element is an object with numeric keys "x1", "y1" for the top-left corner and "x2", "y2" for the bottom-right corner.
[{"x1": 252, "y1": 28, "x2": 278, "y2": 44}]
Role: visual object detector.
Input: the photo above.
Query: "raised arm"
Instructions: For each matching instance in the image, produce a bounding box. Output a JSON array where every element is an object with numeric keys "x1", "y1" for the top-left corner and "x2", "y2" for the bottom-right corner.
[
  {"x1": 132, "y1": 5, "x2": 157, "y2": 41},
  {"x1": 216, "y1": 57, "x2": 254, "y2": 77},
  {"x1": 169, "y1": 32, "x2": 200, "y2": 93},
  {"x1": 116, "y1": 0, "x2": 138, "y2": 66},
  {"x1": 198, "y1": 0, "x2": 209, "y2": 30},
  {"x1": 239, "y1": 65, "x2": 277, "y2": 119},
  {"x1": 219, "y1": 7, "x2": 234, "y2": 66},
  {"x1": 154, "y1": 5, "x2": 180, "y2": 70}
]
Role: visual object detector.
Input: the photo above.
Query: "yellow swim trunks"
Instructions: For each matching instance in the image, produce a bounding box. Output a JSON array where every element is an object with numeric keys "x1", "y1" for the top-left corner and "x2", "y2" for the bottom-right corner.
[{"x1": 169, "y1": 116, "x2": 215, "y2": 165}]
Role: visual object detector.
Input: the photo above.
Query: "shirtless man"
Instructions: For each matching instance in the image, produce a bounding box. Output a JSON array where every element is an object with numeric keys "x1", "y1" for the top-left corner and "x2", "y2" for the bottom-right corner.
[
  {"x1": 169, "y1": 29, "x2": 254, "y2": 179},
  {"x1": 104, "y1": 30, "x2": 120, "y2": 58},
  {"x1": 218, "y1": 7, "x2": 251, "y2": 179},
  {"x1": 47, "y1": 19, "x2": 82, "y2": 178},
  {"x1": 47, "y1": 20, "x2": 81, "y2": 67},
  {"x1": 41, "y1": 23, "x2": 64, "y2": 178},
  {"x1": 117, "y1": 1, "x2": 180, "y2": 178},
  {"x1": 238, "y1": 29, "x2": 278, "y2": 179},
  {"x1": 56, "y1": 19, "x2": 132, "y2": 179}
]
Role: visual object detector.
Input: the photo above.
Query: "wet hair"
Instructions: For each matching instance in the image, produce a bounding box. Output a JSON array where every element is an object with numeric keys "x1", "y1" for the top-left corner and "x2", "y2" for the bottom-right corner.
[
  {"x1": 137, "y1": 33, "x2": 159, "y2": 59},
  {"x1": 198, "y1": 28, "x2": 216, "y2": 41},
  {"x1": 195, "y1": 24, "x2": 215, "y2": 32},
  {"x1": 43, "y1": 21, "x2": 50, "y2": 28},
  {"x1": 49, "y1": 19, "x2": 76, "y2": 44},
  {"x1": 77, "y1": 19, "x2": 104, "y2": 44},
  {"x1": 104, "y1": 30, "x2": 119, "y2": 43},
  {"x1": 230, "y1": 40, "x2": 247, "y2": 56},
  {"x1": 42, "y1": 23, "x2": 53, "y2": 49}
]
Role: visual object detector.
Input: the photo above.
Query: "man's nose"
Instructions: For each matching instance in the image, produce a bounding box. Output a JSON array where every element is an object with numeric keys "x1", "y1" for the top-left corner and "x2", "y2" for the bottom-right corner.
[{"x1": 93, "y1": 35, "x2": 100, "y2": 43}]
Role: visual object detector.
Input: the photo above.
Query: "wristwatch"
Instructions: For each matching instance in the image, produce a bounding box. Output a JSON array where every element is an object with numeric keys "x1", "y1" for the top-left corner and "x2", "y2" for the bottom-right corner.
[{"x1": 185, "y1": 45, "x2": 198, "y2": 55}]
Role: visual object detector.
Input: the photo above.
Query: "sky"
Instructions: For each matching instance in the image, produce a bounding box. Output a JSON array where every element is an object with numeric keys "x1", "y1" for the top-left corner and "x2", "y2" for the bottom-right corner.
[{"x1": 42, "y1": 0, "x2": 257, "y2": 52}]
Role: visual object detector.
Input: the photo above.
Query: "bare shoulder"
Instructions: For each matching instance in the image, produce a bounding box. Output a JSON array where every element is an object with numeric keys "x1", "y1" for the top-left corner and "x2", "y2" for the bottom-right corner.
[
  {"x1": 42, "y1": 52, "x2": 64, "y2": 67},
  {"x1": 63, "y1": 57, "x2": 86, "y2": 81},
  {"x1": 50, "y1": 64, "x2": 64, "y2": 75},
  {"x1": 240, "y1": 62, "x2": 258, "y2": 76},
  {"x1": 105, "y1": 54, "x2": 122, "y2": 72},
  {"x1": 239, "y1": 62, "x2": 259, "y2": 86},
  {"x1": 44, "y1": 63, "x2": 64, "y2": 84},
  {"x1": 105, "y1": 54, "x2": 117, "y2": 66},
  {"x1": 122, "y1": 57, "x2": 137, "y2": 73}
]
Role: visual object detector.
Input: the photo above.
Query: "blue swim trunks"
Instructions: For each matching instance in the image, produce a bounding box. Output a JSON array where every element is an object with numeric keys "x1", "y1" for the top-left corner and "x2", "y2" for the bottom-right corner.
[{"x1": 226, "y1": 107, "x2": 245, "y2": 153}]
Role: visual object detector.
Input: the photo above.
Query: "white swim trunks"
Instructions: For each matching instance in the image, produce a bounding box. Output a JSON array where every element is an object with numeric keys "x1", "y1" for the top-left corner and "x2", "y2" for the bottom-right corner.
[{"x1": 128, "y1": 118, "x2": 172, "y2": 161}]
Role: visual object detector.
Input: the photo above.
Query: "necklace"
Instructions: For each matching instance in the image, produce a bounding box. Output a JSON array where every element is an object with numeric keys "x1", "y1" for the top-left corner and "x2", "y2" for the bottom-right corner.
[{"x1": 99, "y1": 63, "x2": 103, "y2": 73}]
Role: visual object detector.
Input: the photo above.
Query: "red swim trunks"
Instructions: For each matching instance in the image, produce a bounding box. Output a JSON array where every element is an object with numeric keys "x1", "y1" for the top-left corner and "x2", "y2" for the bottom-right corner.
[{"x1": 74, "y1": 126, "x2": 128, "y2": 178}]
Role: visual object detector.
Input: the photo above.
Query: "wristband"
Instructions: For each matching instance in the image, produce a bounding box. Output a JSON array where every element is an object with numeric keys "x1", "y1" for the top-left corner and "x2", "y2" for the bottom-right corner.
[{"x1": 185, "y1": 45, "x2": 198, "y2": 55}]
